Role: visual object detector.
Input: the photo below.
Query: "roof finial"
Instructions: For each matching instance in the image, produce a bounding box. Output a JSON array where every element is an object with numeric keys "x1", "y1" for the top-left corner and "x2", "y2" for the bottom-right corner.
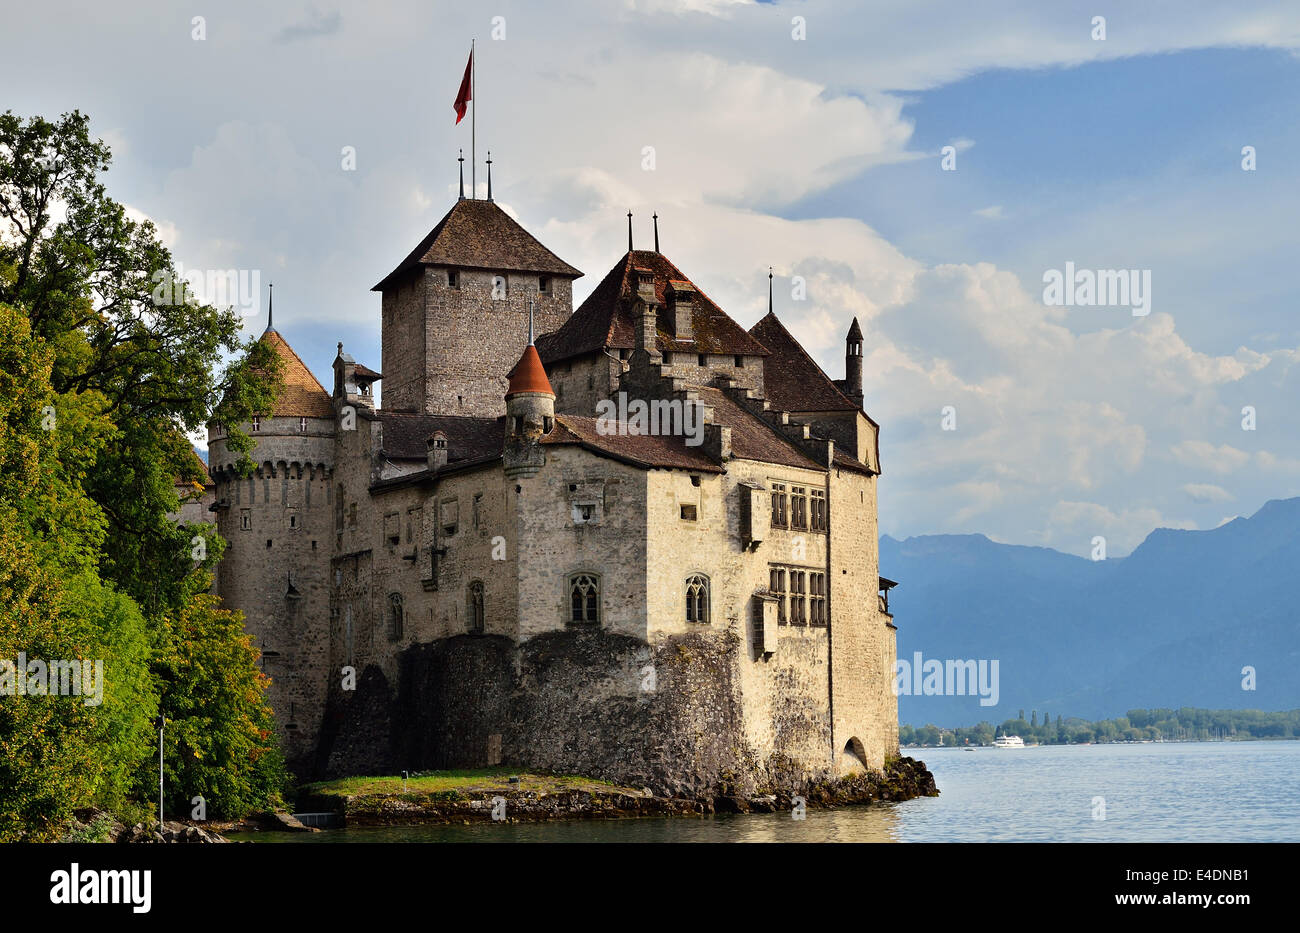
[
  {"x1": 527, "y1": 296, "x2": 535, "y2": 346},
  {"x1": 458, "y1": 149, "x2": 465, "y2": 201},
  {"x1": 653, "y1": 212, "x2": 659, "y2": 252},
  {"x1": 768, "y1": 266, "x2": 773, "y2": 315},
  {"x1": 486, "y1": 150, "x2": 493, "y2": 202},
  {"x1": 266, "y1": 282, "x2": 274, "y2": 332},
  {"x1": 627, "y1": 210, "x2": 633, "y2": 252}
]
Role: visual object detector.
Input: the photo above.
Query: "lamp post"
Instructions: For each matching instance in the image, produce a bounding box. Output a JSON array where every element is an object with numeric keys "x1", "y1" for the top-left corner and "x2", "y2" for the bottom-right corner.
[{"x1": 158, "y1": 715, "x2": 165, "y2": 827}]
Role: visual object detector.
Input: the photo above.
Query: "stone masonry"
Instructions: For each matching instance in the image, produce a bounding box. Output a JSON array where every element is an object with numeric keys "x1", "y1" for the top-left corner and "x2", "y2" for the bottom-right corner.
[{"x1": 199, "y1": 192, "x2": 902, "y2": 793}]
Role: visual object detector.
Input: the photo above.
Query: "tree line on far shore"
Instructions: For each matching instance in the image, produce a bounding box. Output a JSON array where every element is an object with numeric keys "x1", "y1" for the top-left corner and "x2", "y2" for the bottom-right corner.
[{"x1": 901, "y1": 707, "x2": 1300, "y2": 747}]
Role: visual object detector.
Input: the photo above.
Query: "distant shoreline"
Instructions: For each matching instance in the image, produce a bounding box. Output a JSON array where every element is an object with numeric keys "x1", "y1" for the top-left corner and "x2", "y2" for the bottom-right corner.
[
  {"x1": 901, "y1": 706, "x2": 1299, "y2": 749},
  {"x1": 906, "y1": 736, "x2": 1299, "y2": 749}
]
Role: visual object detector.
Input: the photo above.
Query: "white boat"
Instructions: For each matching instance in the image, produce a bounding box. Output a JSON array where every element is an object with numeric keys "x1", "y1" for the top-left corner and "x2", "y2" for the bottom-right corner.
[{"x1": 992, "y1": 735, "x2": 1025, "y2": 748}]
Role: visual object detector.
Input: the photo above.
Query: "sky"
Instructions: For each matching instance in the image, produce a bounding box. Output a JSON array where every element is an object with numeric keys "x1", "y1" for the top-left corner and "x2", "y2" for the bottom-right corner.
[{"x1": 7, "y1": 0, "x2": 1300, "y2": 556}]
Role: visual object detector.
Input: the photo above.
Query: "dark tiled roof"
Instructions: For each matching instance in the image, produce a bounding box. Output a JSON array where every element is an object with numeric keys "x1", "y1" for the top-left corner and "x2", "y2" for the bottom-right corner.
[
  {"x1": 379, "y1": 411, "x2": 504, "y2": 462},
  {"x1": 544, "y1": 415, "x2": 724, "y2": 473},
  {"x1": 372, "y1": 199, "x2": 582, "y2": 290},
  {"x1": 354, "y1": 362, "x2": 382, "y2": 380},
  {"x1": 748, "y1": 311, "x2": 858, "y2": 414},
  {"x1": 833, "y1": 448, "x2": 875, "y2": 476},
  {"x1": 259, "y1": 329, "x2": 334, "y2": 418},
  {"x1": 536, "y1": 250, "x2": 770, "y2": 364},
  {"x1": 692, "y1": 387, "x2": 822, "y2": 471}
]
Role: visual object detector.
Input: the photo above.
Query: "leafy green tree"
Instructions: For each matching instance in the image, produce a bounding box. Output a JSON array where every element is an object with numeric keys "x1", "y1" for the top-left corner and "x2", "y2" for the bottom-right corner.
[
  {"x1": 59, "y1": 573, "x2": 157, "y2": 809},
  {"x1": 0, "y1": 523, "x2": 101, "y2": 841},
  {"x1": 0, "y1": 305, "x2": 124, "y2": 839},
  {"x1": 0, "y1": 109, "x2": 280, "y2": 616},
  {"x1": 0, "y1": 109, "x2": 289, "y2": 835},
  {"x1": 154, "y1": 586, "x2": 287, "y2": 818}
]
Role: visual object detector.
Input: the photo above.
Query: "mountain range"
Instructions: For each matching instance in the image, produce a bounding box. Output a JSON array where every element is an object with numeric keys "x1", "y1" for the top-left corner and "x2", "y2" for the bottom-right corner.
[{"x1": 882, "y1": 497, "x2": 1300, "y2": 726}]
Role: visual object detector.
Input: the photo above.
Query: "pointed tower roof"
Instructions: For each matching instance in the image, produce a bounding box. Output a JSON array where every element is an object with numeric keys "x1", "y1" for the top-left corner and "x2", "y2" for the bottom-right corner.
[
  {"x1": 535, "y1": 250, "x2": 769, "y2": 364},
  {"x1": 847, "y1": 316, "x2": 863, "y2": 341},
  {"x1": 506, "y1": 344, "x2": 554, "y2": 398},
  {"x1": 372, "y1": 199, "x2": 582, "y2": 290},
  {"x1": 258, "y1": 329, "x2": 334, "y2": 418},
  {"x1": 748, "y1": 311, "x2": 860, "y2": 414}
]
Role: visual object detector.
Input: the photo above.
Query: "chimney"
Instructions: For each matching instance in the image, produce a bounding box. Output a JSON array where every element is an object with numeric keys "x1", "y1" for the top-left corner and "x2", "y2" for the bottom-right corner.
[
  {"x1": 668, "y1": 281, "x2": 694, "y2": 341},
  {"x1": 633, "y1": 267, "x2": 661, "y2": 360},
  {"x1": 703, "y1": 423, "x2": 731, "y2": 462},
  {"x1": 427, "y1": 430, "x2": 448, "y2": 471}
]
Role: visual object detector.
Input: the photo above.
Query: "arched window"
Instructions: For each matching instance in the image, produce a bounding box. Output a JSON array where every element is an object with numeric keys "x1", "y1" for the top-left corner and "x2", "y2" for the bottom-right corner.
[
  {"x1": 387, "y1": 593, "x2": 404, "y2": 641},
  {"x1": 686, "y1": 574, "x2": 710, "y2": 624},
  {"x1": 569, "y1": 573, "x2": 600, "y2": 625},
  {"x1": 468, "y1": 581, "x2": 485, "y2": 634}
]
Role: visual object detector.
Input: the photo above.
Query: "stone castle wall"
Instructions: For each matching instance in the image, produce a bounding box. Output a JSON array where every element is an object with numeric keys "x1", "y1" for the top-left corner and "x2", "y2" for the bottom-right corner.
[
  {"x1": 381, "y1": 266, "x2": 572, "y2": 416},
  {"x1": 207, "y1": 415, "x2": 335, "y2": 770},
  {"x1": 314, "y1": 437, "x2": 895, "y2": 791}
]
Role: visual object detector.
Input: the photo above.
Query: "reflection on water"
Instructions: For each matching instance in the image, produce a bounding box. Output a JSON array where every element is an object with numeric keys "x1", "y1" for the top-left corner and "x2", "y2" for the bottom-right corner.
[
  {"x1": 235, "y1": 805, "x2": 901, "y2": 844},
  {"x1": 236, "y1": 741, "x2": 1300, "y2": 843}
]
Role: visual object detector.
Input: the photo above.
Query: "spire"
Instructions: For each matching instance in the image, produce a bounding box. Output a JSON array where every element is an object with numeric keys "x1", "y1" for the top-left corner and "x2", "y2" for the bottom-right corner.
[
  {"x1": 486, "y1": 150, "x2": 493, "y2": 202},
  {"x1": 509, "y1": 298, "x2": 552, "y2": 398},
  {"x1": 653, "y1": 212, "x2": 659, "y2": 252},
  {"x1": 458, "y1": 149, "x2": 465, "y2": 201},
  {"x1": 627, "y1": 211, "x2": 633, "y2": 251},
  {"x1": 767, "y1": 267, "x2": 773, "y2": 315},
  {"x1": 266, "y1": 282, "x2": 274, "y2": 332}
]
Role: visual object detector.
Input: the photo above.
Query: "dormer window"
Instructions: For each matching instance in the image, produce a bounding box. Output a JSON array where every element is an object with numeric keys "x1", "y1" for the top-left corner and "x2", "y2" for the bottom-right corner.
[{"x1": 447, "y1": 269, "x2": 460, "y2": 288}]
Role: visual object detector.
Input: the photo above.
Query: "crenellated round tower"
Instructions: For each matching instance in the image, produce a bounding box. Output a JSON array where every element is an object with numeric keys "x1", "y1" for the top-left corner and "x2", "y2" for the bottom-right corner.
[{"x1": 206, "y1": 322, "x2": 336, "y2": 772}]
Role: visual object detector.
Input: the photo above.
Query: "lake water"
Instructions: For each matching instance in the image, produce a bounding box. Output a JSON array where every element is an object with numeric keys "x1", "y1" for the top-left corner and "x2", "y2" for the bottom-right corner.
[{"x1": 242, "y1": 741, "x2": 1300, "y2": 843}]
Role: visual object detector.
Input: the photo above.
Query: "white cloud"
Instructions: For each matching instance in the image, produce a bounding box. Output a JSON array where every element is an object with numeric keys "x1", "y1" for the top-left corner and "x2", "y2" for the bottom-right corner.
[
  {"x1": 10, "y1": 0, "x2": 1300, "y2": 556},
  {"x1": 1183, "y1": 483, "x2": 1234, "y2": 504},
  {"x1": 1170, "y1": 441, "x2": 1251, "y2": 475}
]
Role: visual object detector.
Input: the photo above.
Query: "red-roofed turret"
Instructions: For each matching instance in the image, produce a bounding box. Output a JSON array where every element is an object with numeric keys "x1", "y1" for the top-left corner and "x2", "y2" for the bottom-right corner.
[
  {"x1": 507, "y1": 344, "x2": 554, "y2": 398},
  {"x1": 504, "y1": 301, "x2": 555, "y2": 478}
]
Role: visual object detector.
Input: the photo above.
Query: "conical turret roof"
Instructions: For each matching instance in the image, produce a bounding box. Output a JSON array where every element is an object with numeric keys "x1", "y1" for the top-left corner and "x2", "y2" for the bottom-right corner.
[
  {"x1": 506, "y1": 344, "x2": 554, "y2": 398},
  {"x1": 258, "y1": 329, "x2": 334, "y2": 418}
]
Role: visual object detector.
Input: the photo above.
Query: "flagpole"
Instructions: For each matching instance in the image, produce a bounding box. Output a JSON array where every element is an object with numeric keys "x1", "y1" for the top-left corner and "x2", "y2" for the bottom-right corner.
[{"x1": 475, "y1": 38, "x2": 480, "y2": 198}]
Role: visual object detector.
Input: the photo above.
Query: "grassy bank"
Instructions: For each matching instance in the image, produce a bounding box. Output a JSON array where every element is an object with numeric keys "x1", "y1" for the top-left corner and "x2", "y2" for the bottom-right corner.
[{"x1": 302, "y1": 769, "x2": 630, "y2": 798}]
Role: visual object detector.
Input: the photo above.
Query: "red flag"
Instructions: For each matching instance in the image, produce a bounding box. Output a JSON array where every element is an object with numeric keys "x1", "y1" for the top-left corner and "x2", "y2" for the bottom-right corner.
[{"x1": 453, "y1": 48, "x2": 472, "y2": 124}]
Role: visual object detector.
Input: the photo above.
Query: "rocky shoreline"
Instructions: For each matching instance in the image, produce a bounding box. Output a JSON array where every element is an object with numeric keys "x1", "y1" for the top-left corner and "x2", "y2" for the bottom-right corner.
[
  {"x1": 300, "y1": 757, "x2": 938, "y2": 828},
  {"x1": 60, "y1": 808, "x2": 320, "y2": 843}
]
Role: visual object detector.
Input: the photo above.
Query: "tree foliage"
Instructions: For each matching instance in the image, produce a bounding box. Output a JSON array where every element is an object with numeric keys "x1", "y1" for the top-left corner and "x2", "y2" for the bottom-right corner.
[{"x1": 0, "y1": 110, "x2": 288, "y2": 837}]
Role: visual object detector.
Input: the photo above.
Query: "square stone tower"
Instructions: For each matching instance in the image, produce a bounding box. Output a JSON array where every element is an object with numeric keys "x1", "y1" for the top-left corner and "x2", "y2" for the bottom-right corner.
[{"x1": 373, "y1": 198, "x2": 582, "y2": 417}]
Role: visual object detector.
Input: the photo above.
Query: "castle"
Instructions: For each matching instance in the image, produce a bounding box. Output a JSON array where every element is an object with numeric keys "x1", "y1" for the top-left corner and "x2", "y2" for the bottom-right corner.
[{"x1": 198, "y1": 189, "x2": 900, "y2": 797}]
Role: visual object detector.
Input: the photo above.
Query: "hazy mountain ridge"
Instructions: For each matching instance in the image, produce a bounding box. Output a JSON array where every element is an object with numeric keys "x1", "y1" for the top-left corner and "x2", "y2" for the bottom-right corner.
[{"x1": 884, "y1": 497, "x2": 1300, "y2": 726}]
